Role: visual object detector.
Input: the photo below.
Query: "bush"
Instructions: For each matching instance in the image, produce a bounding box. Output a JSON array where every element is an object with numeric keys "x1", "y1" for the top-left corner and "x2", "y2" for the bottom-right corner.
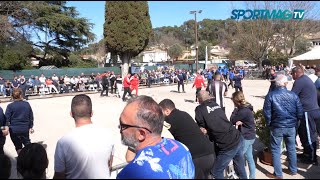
[{"x1": 254, "y1": 109, "x2": 270, "y2": 148}]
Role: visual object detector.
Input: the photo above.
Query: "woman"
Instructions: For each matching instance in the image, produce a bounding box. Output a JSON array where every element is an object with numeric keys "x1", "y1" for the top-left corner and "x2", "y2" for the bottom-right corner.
[
  {"x1": 230, "y1": 91, "x2": 256, "y2": 179},
  {"x1": 17, "y1": 143, "x2": 48, "y2": 179},
  {"x1": 5, "y1": 88, "x2": 34, "y2": 154}
]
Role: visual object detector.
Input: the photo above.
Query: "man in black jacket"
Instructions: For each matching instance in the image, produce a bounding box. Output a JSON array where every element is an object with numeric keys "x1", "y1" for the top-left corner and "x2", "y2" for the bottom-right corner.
[
  {"x1": 100, "y1": 73, "x2": 110, "y2": 97},
  {"x1": 195, "y1": 90, "x2": 247, "y2": 179},
  {"x1": 159, "y1": 99, "x2": 215, "y2": 179}
]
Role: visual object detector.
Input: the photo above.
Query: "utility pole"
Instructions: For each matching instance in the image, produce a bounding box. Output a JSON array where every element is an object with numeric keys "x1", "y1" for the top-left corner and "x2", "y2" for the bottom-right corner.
[{"x1": 190, "y1": 10, "x2": 202, "y2": 73}]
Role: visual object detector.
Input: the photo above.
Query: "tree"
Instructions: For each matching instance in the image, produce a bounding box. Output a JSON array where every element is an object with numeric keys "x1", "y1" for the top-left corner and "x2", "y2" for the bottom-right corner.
[
  {"x1": 104, "y1": 1, "x2": 152, "y2": 78},
  {"x1": 229, "y1": 1, "x2": 279, "y2": 69},
  {"x1": 168, "y1": 43, "x2": 183, "y2": 61},
  {"x1": 0, "y1": 41, "x2": 33, "y2": 70},
  {"x1": 0, "y1": 1, "x2": 95, "y2": 68}
]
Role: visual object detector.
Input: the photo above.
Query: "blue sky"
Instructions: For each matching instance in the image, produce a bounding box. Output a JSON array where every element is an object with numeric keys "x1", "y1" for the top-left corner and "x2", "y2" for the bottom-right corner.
[{"x1": 67, "y1": 1, "x2": 245, "y2": 42}]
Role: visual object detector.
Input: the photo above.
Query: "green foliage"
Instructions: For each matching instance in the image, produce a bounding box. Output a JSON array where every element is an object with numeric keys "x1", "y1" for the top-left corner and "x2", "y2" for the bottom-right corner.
[
  {"x1": 268, "y1": 52, "x2": 288, "y2": 66},
  {"x1": 68, "y1": 53, "x2": 97, "y2": 68},
  {"x1": 104, "y1": 1, "x2": 152, "y2": 58},
  {"x1": 0, "y1": 42, "x2": 32, "y2": 70},
  {"x1": 0, "y1": 1, "x2": 95, "y2": 67},
  {"x1": 254, "y1": 109, "x2": 270, "y2": 148},
  {"x1": 168, "y1": 44, "x2": 183, "y2": 60}
]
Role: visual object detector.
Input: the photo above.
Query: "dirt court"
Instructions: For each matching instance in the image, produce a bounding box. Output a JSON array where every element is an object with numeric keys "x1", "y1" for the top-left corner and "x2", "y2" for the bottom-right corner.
[{"x1": 1, "y1": 79, "x2": 319, "y2": 179}]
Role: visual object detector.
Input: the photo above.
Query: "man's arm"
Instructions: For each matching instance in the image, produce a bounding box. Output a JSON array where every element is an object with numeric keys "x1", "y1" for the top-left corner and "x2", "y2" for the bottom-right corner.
[
  {"x1": 195, "y1": 106, "x2": 206, "y2": 128},
  {"x1": 291, "y1": 81, "x2": 302, "y2": 96},
  {"x1": 53, "y1": 141, "x2": 66, "y2": 179},
  {"x1": 263, "y1": 94, "x2": 272, "y2": 126}
]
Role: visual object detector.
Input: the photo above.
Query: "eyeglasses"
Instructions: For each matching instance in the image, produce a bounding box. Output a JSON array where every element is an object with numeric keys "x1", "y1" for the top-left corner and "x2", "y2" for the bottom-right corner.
[{"x1": 118, "y1": 122, "x2": 152, "y2": 134}]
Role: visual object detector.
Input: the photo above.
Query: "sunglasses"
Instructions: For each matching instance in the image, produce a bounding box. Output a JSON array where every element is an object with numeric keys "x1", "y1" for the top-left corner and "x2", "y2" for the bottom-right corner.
[{"x1": 118, "y1": 121, "x2": 152, "y2": 134}]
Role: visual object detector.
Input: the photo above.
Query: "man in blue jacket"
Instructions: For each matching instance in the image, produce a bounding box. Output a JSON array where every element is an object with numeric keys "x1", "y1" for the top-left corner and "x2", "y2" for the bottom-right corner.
[{"x1": 263, "y1": 74, "x2": 303, "y2": 178}]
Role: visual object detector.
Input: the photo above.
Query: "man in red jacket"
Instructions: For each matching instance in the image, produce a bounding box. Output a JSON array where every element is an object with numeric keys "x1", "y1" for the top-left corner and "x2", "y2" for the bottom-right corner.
[
  {"x1": 192, "y1": 72, "x2": 206, "y2": 102},
  {"x1": 130, "y1": 74, "x2": 140, "y2": 96},
  {"x1": 122, "y1": 73, "x2": 133, "y2": 102}
]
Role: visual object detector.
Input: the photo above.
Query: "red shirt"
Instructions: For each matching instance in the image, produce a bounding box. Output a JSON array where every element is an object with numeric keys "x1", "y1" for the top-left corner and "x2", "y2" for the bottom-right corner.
[
  {"x1": 193, "y1": 75, "x2": 206, "y2": 88},
  {"x1": 130, "y1": 76, "x2": 139, "y2": 86},
  {"x1": 123, "y1": 76, "x2": 131, "y2": 88}
]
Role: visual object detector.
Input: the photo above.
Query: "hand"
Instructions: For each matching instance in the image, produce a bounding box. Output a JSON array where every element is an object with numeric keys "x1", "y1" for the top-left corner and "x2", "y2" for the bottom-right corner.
[
  {"x1": 200, "y1": 127, "x2": 207, "y2": 134},
  {"x1": 29, "y1": 128, "x2": 34, "y2": 134},
  {"x1": 235, "y1": 121, "x2": 243, "y2": 126},
  {"x1": 2, "y1": 126, "x2": 9, "y2": 136}
]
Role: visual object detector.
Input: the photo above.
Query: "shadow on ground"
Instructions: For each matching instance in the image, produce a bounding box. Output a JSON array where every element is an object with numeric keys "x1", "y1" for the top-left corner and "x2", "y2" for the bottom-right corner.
[
  {"x1": 184, "y1": 99, "x2": 196, "y2": 104},
  {"x1": 252, "y1": 95, "x2": 266, "y2": 99}
]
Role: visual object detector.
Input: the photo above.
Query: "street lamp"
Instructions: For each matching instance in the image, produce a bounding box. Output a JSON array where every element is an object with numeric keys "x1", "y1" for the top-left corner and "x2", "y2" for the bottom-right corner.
[{"x1": 190, "y1": 10, "x2": 202, "y2": 73}]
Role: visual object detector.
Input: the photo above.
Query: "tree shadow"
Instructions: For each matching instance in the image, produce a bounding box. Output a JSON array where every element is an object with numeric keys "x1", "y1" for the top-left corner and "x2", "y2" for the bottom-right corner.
[
  {"x1": 252, "y1": 95, "x2": 266, "y2": 99},
  {"x1": 184, "y1": 99, "x2": 196, "y2": 104}
]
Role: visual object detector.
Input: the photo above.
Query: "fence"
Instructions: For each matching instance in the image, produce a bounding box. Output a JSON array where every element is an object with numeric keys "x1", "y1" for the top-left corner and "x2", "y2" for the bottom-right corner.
[{"x1": 0, "y1": 67, "x2": 121, "y2": 80}]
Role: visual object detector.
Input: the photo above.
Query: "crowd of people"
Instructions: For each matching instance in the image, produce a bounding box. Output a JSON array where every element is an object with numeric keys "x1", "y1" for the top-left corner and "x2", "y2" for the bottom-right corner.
[{"x1": 0, "y1": 64, "x2": 320, "y2": 179}]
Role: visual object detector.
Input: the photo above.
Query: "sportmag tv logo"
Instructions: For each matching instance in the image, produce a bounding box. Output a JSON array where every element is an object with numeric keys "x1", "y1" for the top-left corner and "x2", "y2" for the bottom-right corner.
[{"x1": 231, "y1": 9, "x2": 305, "y2": 20}]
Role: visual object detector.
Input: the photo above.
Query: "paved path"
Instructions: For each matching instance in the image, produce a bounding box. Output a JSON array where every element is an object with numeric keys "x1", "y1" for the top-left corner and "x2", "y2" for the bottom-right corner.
[{"x1": 1, "y1": 79, "x2": 319, "y2": 179}]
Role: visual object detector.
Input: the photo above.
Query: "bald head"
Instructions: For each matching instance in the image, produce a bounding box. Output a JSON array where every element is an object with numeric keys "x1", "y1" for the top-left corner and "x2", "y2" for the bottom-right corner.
[
  {"x1": 198, "y1": 90, "x2": 212, "y2": 103},
  {"x1": 71, "y1": 94, "x2": 92, "y2": 120},
  {"x1": 291, "y1": 66, "x2": 304, "y2": 80}
]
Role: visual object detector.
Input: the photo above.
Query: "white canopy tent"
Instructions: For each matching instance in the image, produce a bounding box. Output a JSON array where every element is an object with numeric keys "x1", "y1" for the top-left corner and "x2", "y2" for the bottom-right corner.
[{"x1": 288, "y1": 46, "x2": 320, "y2": 69}]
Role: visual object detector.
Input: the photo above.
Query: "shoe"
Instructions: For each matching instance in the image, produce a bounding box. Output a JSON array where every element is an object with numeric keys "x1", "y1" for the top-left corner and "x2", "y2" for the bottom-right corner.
[
  {"x1": 266, "y1": 173, "x2": 282, "y2": 179},
  {"x1": 283, "y1": 169, "x2": 297, "y2": 176},
  {"x1": 183, "y1": 91, "x2": 186, "y2": 93},
  {"x1": 297, "y1": 153, "x2": 309, "y2": 159}
]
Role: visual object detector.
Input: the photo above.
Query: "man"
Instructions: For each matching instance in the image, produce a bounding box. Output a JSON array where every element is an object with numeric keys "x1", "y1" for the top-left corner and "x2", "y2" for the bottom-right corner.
[
  {"x1": 117, "y1": 96, "x2": 195, "y2": 179},
  {"x1": 100, "y1": 73, "x2": 110, "y2": 97},
  {"x1": 53, "y1": 94, "x2": 114, "y2": 179},
  {"x1": 195, "y1": 90, "x2": 247, "y2": 179},
  {"x1": 228, "y1": 69, "x2": 234, "y2": 89},
  {"x1": 130, "y1": 74, "x2": 139, "y2": 96},
  {"x1": 207, "y1": 74, "x2": 228, "y2": 111},
  {"x1": 268, "y1": 69, "x2": 277, "y2": 93},
  {"x1": 109, "y1": 71, "x2": 116, "y2": 94},
  {"x1": 177, "y1": 70, "x2": 186, "y2": 93},
  {"x1": 122, "y1": 73, "x2": 133, "y2": 102},
  {"x1": 291, "y1": 66, "x2": 320, "y2": 165},
  {"x1": 0, "y1": 106, "x2": 8, "y2": 155},
  {"x1": 233, "y1": 71, "x2": 243, "y2": 92},
  {"x1": 263, "y1": 75, "x2": 303, "y2": 178},
  {"x1": 192, "y1": 72, "x2": 206, "y2": 102},
  {"x1": 159, "y1": 99, "x2": 215, "y2": 179}
]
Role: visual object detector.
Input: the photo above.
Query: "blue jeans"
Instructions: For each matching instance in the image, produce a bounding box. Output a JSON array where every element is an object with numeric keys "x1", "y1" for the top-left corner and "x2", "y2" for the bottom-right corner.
[
  {"x1": 270, "y1": 127, "x2": 297, "y2": 178},
  {"x1": 242, "y1": 138, "x2": 256, "y2": 179},
  {"x1": 211, "y1": 135, "x2": 247, "y2": 179}
]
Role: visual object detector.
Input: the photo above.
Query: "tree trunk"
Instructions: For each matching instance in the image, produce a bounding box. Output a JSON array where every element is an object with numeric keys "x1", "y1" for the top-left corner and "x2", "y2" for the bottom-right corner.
[{"x1": 121, "y1": 53, "x2": 131, "y2": 78}]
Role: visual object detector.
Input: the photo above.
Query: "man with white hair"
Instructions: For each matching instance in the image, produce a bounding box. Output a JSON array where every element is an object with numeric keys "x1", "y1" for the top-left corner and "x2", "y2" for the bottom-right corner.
[{"x1": 263, "y1": 74, "x2": 303, "y2": 178}]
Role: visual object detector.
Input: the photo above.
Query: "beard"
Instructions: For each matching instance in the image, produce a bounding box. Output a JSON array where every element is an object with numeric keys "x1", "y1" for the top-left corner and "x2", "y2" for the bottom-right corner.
[{"x1": 121, "y1": 134, "x2": 139, "y2": 149}]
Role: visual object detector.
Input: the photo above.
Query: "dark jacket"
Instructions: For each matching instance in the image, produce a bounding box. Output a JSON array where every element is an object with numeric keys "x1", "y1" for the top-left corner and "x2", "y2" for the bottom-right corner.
[
  {"x1": 230, "y1": 103, "x2": 256, "y2": 140},
  {"x1": 292, "y1": 75, "x2": 319, "y2": 112},
  {"x1": 233, "y1": 75, "x2": 242, "y2": 87},
  {"x1": 263, "y1": 87, "x2": 303, "y2": 128},
  {"x1": 195, "y1": 99, "x2": 241, "y2": 151},
  {"x1": 166, "y1": 109, "x2": 215, "y2": 159},
  {"x1": 5, "y1": 101, "x2": 34, "y2": 133}
]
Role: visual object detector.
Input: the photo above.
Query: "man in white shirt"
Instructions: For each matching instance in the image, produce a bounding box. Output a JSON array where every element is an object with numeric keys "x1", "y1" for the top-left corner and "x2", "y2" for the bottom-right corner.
[
  {"x1": 53, "y1": 94, "x2": 115, "y2": 179},
  {"x1": 52, "y1": 73, "x2": 59, "y2": 82},
  {"x1": 39, "y1": 74, "x2": 46, "y2": 85}
]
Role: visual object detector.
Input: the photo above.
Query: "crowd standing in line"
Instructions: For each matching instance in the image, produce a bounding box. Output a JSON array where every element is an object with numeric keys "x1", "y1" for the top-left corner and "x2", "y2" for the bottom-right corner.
[{"x1": 0, "y1": 64, "x2": 320, "y2": 179}]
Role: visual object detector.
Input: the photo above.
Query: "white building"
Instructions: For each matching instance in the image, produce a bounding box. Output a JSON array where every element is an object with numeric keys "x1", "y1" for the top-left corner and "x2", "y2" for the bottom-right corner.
[{"x1": 142, "y1": 49, "x2": 169, "y2": 63}]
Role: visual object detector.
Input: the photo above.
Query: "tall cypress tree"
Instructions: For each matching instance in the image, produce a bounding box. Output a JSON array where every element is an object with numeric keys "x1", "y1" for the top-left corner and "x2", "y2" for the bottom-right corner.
[{"x1": 104, "y1": 1, "x2": 152, "y2": 77}]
